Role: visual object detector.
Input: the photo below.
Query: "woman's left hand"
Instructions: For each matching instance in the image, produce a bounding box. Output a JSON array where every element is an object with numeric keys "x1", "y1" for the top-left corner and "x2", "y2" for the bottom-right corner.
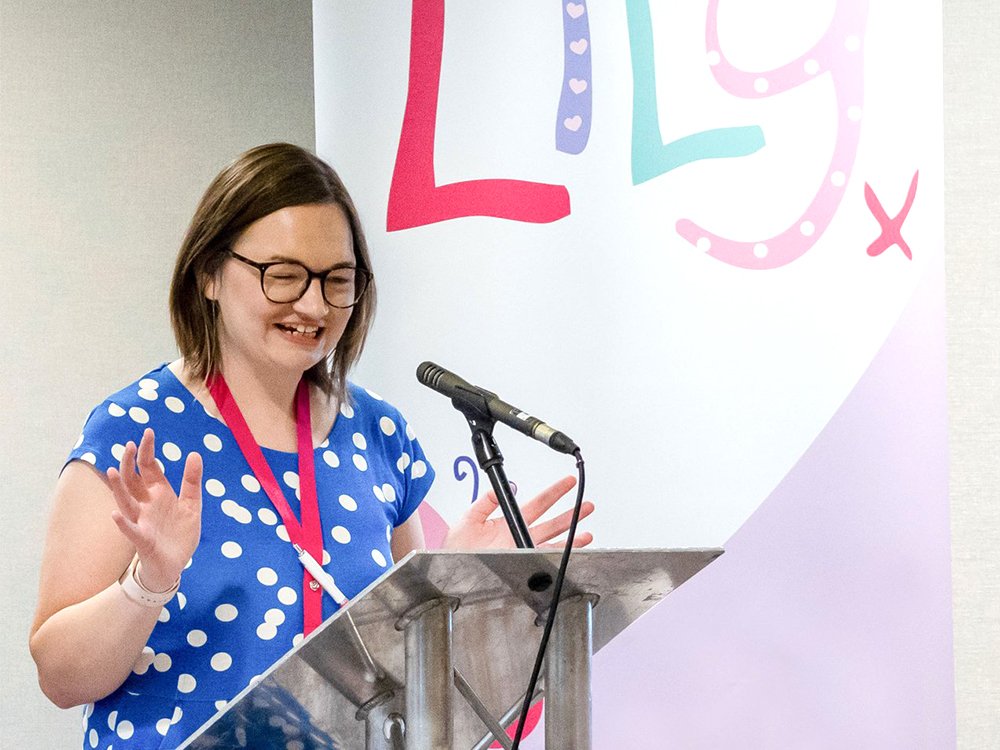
[{"x1": 442, "y1": 475, "x2": 594, "y2": 550}]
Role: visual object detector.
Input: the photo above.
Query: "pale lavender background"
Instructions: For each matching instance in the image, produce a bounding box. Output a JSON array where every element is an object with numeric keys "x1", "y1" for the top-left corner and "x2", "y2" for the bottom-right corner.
[{"x1": 524, "y1": 258, "x2": 953, "y2": 747}]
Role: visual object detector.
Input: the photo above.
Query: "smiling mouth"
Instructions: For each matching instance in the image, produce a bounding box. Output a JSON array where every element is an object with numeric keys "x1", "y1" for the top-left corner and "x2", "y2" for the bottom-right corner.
[{"x1": 276, "y1": 323, "x2": 322, "y2": 339}]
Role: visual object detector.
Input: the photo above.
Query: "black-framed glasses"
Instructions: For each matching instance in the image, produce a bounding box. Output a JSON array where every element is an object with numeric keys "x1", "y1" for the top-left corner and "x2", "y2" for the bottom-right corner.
[{"x1": 228, "y1": 250, "x2": 371, "y2": 309}]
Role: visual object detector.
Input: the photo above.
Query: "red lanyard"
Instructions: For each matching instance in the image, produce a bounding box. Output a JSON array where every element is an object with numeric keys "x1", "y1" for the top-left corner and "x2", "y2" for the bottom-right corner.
[{"x1": 206, "y1": 373, "x2": 325, "y2": 635}]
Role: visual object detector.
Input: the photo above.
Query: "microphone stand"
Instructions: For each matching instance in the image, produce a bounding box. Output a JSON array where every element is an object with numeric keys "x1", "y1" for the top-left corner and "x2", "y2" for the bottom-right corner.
[{"x1": 449, "y1": 385, "x2": 533, "y2": 549}]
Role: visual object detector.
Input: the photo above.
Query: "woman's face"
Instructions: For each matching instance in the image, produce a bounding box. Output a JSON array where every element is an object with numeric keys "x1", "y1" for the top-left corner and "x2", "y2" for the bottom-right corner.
[{"x1": 205, "y1": 203, "x2": 356, "y2": 382}]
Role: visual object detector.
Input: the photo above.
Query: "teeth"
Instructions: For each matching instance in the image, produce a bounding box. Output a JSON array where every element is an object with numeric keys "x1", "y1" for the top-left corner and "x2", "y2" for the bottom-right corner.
[{"x1": 281, "y1": 324, "x2": 320, "y2": 337}]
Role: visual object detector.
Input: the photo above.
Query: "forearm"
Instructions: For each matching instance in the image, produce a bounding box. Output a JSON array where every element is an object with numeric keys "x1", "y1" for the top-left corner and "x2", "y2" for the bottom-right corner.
[{"x1": 30, "y1": 579, "x2": 163, "y2": 709}]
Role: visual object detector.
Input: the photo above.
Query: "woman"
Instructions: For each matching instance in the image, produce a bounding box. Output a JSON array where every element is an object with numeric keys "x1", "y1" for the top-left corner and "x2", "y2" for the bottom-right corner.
[{"x1": 29, "y1": 143, "x2": 593, "y2": 748}]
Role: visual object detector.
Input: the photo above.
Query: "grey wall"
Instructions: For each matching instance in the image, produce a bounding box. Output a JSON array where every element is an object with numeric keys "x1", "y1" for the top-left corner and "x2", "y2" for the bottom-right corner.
[
  {"x1": 0, "y1": 3, "x2": 315, "y2": 747},
  {"x1": 944, "y1": 2, "x2": 1000, "y2": 746},
  {"x1": 1, "y1": 1, "x2": 997, "y2": 748}
]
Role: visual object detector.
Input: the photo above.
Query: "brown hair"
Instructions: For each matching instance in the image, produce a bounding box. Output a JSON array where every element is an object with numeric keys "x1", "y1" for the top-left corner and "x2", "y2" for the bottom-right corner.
[{"x1": 169, "y1": 143, "x2": 376, "y2": 401}]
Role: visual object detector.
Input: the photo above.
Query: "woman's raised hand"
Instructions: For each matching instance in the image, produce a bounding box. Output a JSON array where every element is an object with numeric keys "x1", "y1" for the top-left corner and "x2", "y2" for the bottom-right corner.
[
  {"x1": 106, "y1": 428, "x2": 202, "y2": 591},
  {"x1": 443, "y1": 475, "x2": 594, "y2": 551}
]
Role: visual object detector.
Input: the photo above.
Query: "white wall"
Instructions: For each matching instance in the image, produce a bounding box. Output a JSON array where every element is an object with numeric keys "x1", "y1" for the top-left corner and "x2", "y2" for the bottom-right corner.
[
  {"x1": 944, "y1": 1, "x2": 1000, "y2": 745},
  {"x1": 0, "y1": 3, "x2": 315, "y2": 747}
]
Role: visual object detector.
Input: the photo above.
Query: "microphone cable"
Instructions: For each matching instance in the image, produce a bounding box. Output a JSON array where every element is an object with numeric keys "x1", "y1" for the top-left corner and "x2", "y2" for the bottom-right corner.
[{"x1": 510, "y1": 447, "x2": 586, "y2": 749}]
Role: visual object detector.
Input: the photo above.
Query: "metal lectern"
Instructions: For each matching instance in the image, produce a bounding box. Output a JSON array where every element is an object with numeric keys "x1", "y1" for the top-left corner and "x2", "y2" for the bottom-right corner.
[{"x1": 178, "y1": 548, "x2": 722, "y2": 749}]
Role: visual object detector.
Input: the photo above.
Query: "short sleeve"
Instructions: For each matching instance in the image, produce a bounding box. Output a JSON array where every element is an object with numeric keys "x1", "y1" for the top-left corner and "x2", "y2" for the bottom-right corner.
[{"x1": 66, "y1": 398, "x2": 149, "y2": 476}]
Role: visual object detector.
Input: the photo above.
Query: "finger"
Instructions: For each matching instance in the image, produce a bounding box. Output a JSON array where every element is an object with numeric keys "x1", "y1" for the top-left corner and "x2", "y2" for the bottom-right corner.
[
  {"x1": 467, "y1": 488, "x2": 500, "y2": 523},
  {"x1": 118, "y1": 442, "x2": 147, "y2": 502},
  {"x1": 106, "y1": 467, "x2": 141, "y2": 524},
  {"x1": 528, "y1": 500, "x2": 594, "y2": 544},
  {"x1": 538, "y1": 530, "x2": 593, "y2": 550},
  {"x1": 519, "y1": 476, "x2": 578, "y2": 524},
  {"x1": 110, "y1": 508, "x2": 143, "y2": 547},
  {"x1": 178, "y1": 452, "x2": 203, "y2": 508},
  {"x1": 136, "y1": 428, "x2": 166, "y2": 482}
]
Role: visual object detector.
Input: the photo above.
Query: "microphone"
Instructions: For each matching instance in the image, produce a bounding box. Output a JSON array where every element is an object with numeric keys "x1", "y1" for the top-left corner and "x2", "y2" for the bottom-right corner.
[{"x1": 417, "y1": 362, "x2": 579, "y2": 455}]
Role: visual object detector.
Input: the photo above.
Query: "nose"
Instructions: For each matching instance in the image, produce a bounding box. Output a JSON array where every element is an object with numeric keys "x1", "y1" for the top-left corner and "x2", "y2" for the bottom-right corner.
[{"x1": 293, "y1": 278, "x2": 329, "y2": 317}]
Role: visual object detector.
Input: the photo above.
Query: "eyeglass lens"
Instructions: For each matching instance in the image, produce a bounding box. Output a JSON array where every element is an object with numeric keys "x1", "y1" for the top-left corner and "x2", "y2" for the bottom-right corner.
[{"x1": 262, "y1": 263, "x2": 365, "y2": 308}]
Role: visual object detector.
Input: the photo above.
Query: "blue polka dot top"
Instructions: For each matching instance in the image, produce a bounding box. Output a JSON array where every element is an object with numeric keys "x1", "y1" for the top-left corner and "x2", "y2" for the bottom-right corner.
[{"x1": 66, "y1": 364, "x2": 435, "y2": 749}]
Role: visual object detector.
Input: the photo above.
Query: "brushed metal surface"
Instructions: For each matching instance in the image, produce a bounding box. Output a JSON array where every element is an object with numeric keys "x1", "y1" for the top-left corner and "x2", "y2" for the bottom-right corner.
[{"x1": 180, "y1": 548, "x2": 722, "y2": 749}]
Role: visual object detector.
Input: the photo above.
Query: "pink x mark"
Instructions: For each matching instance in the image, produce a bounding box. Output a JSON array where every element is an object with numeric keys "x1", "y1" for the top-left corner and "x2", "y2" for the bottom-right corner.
[{"x1": 865, "y1": 171, "x2": 919, "y2": 259}]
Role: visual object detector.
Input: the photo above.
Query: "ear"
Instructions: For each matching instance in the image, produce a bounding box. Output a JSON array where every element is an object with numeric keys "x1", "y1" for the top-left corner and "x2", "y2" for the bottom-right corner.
[{"x1": 202, "y1": 272, "x2": 218, "y2": 302}]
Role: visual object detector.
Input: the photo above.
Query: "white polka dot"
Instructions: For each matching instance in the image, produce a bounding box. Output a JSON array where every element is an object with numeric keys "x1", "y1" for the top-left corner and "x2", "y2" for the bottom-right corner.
[
  {"x1": 292, "y1": 633, "x2": 304, "y2": 646},
  {"x1": 276, "y1": 524, "x2": 290, "y2": 542},
  {"x1": 397, "y1": 453, "x2": 411, "y2": 472},
  {"x1": 187, "y1": 629, "x2": 207, "y2": 647},
  {"x1": 847, "y1": 105, "x2": 862, "y2": 122},
  {"x1": 108, "y1": 403, "x2": 126, "y2": 417},
  {"x1": 80, "y1": 452, "x2": 97, "y2": 465},
  {"x1": 379, "y1": 417, "x2": 396, "y2": 436},
  {"x1": 84, "y1": 701, "x2": 94, "y2": 720},
  {"x1": 241, "y1": 474, "x2": 261, "y2": 492},
  {"x1": 111, "y1": 443, "x2": 126, "y2": 461},
  {"x1": 706, "y1": 49, "x2": 720, "y2": 66},
  {"x1": 831, "y1": 170, "x2": 847, "y2": 187},
  {"x1": 205, "y1": 479, "x2": 225, "y2": 497},
  {"x1": 753, "y1": 77, "x2": 769, "y2": 93},
  {"x1": 287, "y1": 740, "x2": 305, "y2": 750},
  {"x1": 319, "y1": 437, "x2": 329, "y2": 448},
  {"x1": 753, "y1": 243, "x2": 769, "y2": 258},
  {"x1": 177, "y1": 673, "x2": 197, "y2": 693},
  {"x1": 165, "y1": 396, "x2": 185, "y2": 413},
  {"x1": 340, "y1": 402, "x2": 354, "y2": 418},
  {"x1": 89, "y1": 728, "x2": 98, "y2": 747},
  {"x1": 74, "y1": 433, "x2": 85, "y2": 449},
  {"x1": 153, "y1": 652, "x2": 172, "y2": 672},
  {"x1": 214, "y1": 701, "x2": 227, "y2": 712},
  {"x1": 331, "y1": 526, "x2": 351, "y2": 544},
  {"x1": 323, "y1": 450, "x2": 340, "y2": 468},
  {"x1": 128, "y1": 406, "x2": 149, "y2": 424},
  {"x1": 386, "y1": 525, "x2": 392, "y2": 544},
  {"x1": 800, "y1": 221, "x2": 816, "y2": 236},
  {"x1": 405, "y1": 423, "x2": 415, "y2": 440},
  {"x1": 132, "y1": 647, "x2": 155, "y2": 675},
  {"x1": 339, "y1": 494, "x2": 357, "y2": 511},
  {"x1": 108, "y1": 710, "x2": 118, "y2": 730},
  {"x1": 203, "y1": 433, "x2": 223, "y2": 452},
  {"x1": 157, "y1": 606, "x2": 170, "y2": 623},
  {"x1": 322, "y1": 549, "x2": 331, "y2": 564},
  {"x1": 138, "y1": 388, "x2": 158, "y2": 401},
  {"x1": 162, "y1": 442, "x2": 182, "y2": 462},
  {"x1": 171, "y1": 707, "x2": 182, "y2": 723},
  {"x1": 221, "y1": 541, "x2": 242, "y2": 559},
  {"x1": 257, "y1": 623, "x2": 278, "y2": 640},
  {"x1": 277, "y1": 586, "x2": 297, "y2": 605},
  {"x1": 283, "y1": 471, "x2": 299, "y2": 489},
  {"x1": 257, "y1": 567, "x2": 278, "y2": 586},
  {"x1": 696, "y1": 236, "x2": 712, "y2": 252},
  {"x1": 265, "y1": 608, "x2": 286, "y2": 626},
  {"x1": 371, "y1": 549, "x2": 387, "y2": 568},
  {"x1": 258, "y1": 507, "x2": 278, "y2": 525},
  {"x1": 353, "y1": 433, "x2": 367, "y2": 450},
  {"x1": 365, "y1": 389, "x2": 383, "y2": 401},
  {"x1": 373, "y1": 485, "x2": 385, "y2": 503},
  {"x1": 845, "y1": 34, "x2": 860, "y2": 52},
  {"x1": 156, "y1": 718, "x2": 171, "y2": 736},
  {"x1": 411, "y1": 460, "x2": 427, "y2": 479},
  {"x1": 139, "y1": 378, "x2": 158, "y2": 390},
  {"x1": 382, "y1": 483, "x2": 397, "y2": 503},
  {"x1": 211, "y1": 652, "x2": 232, "y2": 671},
  {"x1": 116, "y1": 720, "x2": 134, "y2": 740},
  {"x1": 353, "y1": 454, "x2": 368, "y2": 471},
  {"x1": 221, "y1": 500, "x2": 253, "y2": 524},
  {"x1": 177, "y1": 592, "x2": 187, "y2": 609},
  {"x1": 155, "y1": 458, "x2": 165, "y2": 473},
  {"x1": 215, "y1": 604, "x2": 238, "y2": 622},
  {"x1": 804, "y1": 58, "x2": 820, "y2": 75},
  {"x1": 184, "y1": 557, "x2": 193, "y2": 570}
]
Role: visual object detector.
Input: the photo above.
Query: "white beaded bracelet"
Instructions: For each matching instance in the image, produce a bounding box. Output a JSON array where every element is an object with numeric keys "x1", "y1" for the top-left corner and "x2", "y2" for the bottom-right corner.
[{"x1": 118, "y1": 555, "x2": 180, "y2": 608}]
